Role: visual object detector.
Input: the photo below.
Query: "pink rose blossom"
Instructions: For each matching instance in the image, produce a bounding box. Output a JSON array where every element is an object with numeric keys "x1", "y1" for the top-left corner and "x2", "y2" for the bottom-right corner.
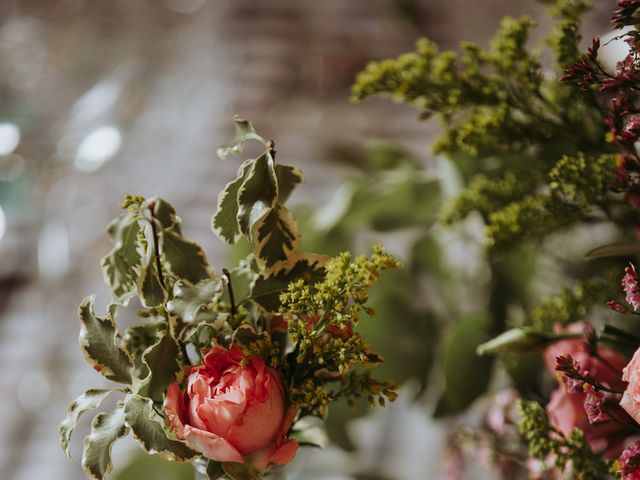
[
  {"x1": 164, "y1": 344, "x2": 298, "y2": 471},
  {"x1": 623, "y1": 263, "x2": 640, "y2": 311},
  {"x1": 544, "y1": 322, "x2": 629, "y2": 457}
]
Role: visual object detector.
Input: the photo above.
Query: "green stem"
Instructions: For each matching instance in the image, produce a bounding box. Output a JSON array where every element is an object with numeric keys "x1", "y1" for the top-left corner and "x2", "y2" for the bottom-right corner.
[{"x1": 147, "y1": 203, "x2": 166, "y2": 290}]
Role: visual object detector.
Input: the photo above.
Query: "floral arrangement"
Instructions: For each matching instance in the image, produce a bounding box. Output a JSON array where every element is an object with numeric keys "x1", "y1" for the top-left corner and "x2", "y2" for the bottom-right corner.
[
  {"x1": 350, "y1": 0, "x2": 640, "y2": 478},
  {"x1": 59, "y1": 119, "x2": 399, "y2": 480}
]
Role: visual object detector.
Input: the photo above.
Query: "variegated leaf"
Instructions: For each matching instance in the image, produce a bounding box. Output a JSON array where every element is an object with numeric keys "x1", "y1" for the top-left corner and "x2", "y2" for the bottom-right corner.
[
  {"x1": 251, "y1": 253, "x2": 328, "y2": 311},
  {"x1": 217, "y1": 116, "x2": 266, "y2": 159},
  {"x1": 60, "y1": 389, "x2": 114, "y2": 458},
  {"x1": 79, "y1": 296, "x2": 133, "y2": 384},
  {"x1": 124, "y1": 394, "x2": 198, "y2": 461},
  {"x1": 237, "y1": 152, "x2": 278, "y2": 239},
  {"x1": 274, "y1": 164, "x2": 304, "y2": 203},
  {"x1": 211, "y1": 159, "x2": 253, "y2": 244},
  {"x1": 252, "y1": 202, "x2": 300, "y2": 268},
  {"x1": 166, "y1": 279, "x2": 223, "y2": 323},
  {"x1": 81, "y1": 404, "x2": 129, "y2": 480},
  {"x1": 137, "y1": 242, "x2": 167, "y2": 308},
  {"x1": 148, "y1": 196, "x2": 181, "y2": 232},
  {"x1": 101, "y1": 214, "x2": 142, "y2": 306},
  {"x1": 161, "y1": 227, "x2": 214, "y2": 284},
  {"x1": 136, "y1": 335, "x2": 181, "y2": 403}
]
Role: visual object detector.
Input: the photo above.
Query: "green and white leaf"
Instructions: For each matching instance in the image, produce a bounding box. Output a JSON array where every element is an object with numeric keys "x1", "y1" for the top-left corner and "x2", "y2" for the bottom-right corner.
[
  {"x1": 81, "y1": 404, "x2": 129, "y2": 480},
  {"x1": 217, "y1": 116, "x2": 266, "y2": 159},
  {"x1": 275, "y1": 164, "x2": 304, "y2": 203},
  {"x1": 167, "y1": 279, "x2": 223, "y2": 323},
  {"x1": 237, "y1": 152, "x2": 278, "y2": 239},
  {"x1": 137, "y1": 239, "x2": 167, "y2": 308},
  {"x1": 289, "y1": 415, "x2": 329, "y2": 448},
  {"x1": 101, "y1": 213, "x2": 142, "y2": 306},
  {"x1": 148, "y1": 197, "x2": 180, "y2": 232},
  {"x1": 211, "y1": 159, "x2": 253, "y2": 244},
  {"x1": 124, "y1": 394, "x2": 198, "y2": 461},
  {"x1": 60, "y1": 389, "x2": 115, "y2": 458},
  {"x1": 251, "y1": 253, "x2": 328, "y2": 311},
  {"x1": 136, "y1": 335, "x2": 182, "y2": 403},
  {"x1": 79, "y1": 296, "x2": 133, "y2": 384},
  {"x1": 161, "y1": 227, "x2": 214, "y2": 284},
  {"x1": 252, "y1": 202, "x2": 300, "y2": 268}
]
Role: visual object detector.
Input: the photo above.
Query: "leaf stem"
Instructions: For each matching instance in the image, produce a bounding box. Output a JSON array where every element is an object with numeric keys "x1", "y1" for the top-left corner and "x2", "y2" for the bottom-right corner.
[
  {"x1": 147, "y1": 202, "x2": 166, "y2": 290},
  {"x1": 222, "y1": 269, "x2": 236, "y2": 316}
]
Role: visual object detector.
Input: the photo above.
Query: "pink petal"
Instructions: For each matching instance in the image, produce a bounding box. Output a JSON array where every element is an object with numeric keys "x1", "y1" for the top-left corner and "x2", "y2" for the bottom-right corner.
[
  {"x1": 198, "y1": 395, "x2": 245, "y2": 436},
  {"x1": 183, "y1": 425, "x2": 243, "y2": 463},
  {"x1": 269, "y1": 440, "x2": 298, "y2": 466},
  {"x1": 164, "y1": 383, "x2": 186, "y2": 438}
]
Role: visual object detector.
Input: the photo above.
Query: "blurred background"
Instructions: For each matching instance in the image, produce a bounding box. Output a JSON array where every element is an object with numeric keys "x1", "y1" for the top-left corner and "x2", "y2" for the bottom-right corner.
[{"x1": 0, "y1": 1, "x2": 615, "y2": 479}]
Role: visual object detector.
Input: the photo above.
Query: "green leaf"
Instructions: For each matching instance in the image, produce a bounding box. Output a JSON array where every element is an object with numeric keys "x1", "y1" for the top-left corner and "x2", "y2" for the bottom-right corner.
[
  {"x1": 434, "y1": 313, "x2": 494, "y2": 417},
  {"x1": 123, "y1": 322, "x2": 166, "y2": 361},
  {"x1": 222, "y1": 462, "x2": 262, "y2": 480},
  {"x1": 220, "y1": 263, "x2": 253, "y2": 306},
  {"x1": 150, "y1": 197, "x2": 180, "y2": 232},
  {"x1": 275, "y1": 164, "x2": 304, "y2": 203},
  {"x1": 138, "y1": 247, "x2": 167, "y2": 308},
  {"x1": 237, "y1": 152, "x2": 278, "y2": 238},
  {"x1": 161, "y1": 228, "x2": 214, "y2": 283},
  {"x1": 113, "y1": 452, "x2": 195, "y2": 480},
  {"x1": 82, "y1": 404, "x2": 129, "y2": 480},
  {"x1": 251, "y1": 253, "x2": 327, "y2": 311},
  {"x1": 166, "y1": 279, "x2": 223, "y2": 323},
  {"x1": 60, "y1": 389, "x2": 114, "y2": 458},
  {"x1": 217, "y1": 116, "x2": 266, "y2": 159},
  {"x1": 585, "y1": 242, "x2": 640, "y2": 259},
  {"x1": 211, "y1": 159, "x2": 253, "y2": 244},
  {"x1": 206, "y1": 461, "x2": 225, "y2": 480},
  {"x1": 101, "y1": 214, "x2": 142, "y2": 305},
  {"x1": 79, "y1": 296, "x2": 133, "y2": 384},
  {"x1": 124, "y1": 394, "x2": 198, "y2": 461},
  {"x1": 343, "y1": 175, "x2": 441, "y2": 231},
  {"x1": 252, "y1": 203, "x2": 300, "y2": 267},
  {"x1": 231, "y1": 325, "x2": 269, "y2": 346},
  {"x1": 289, "y1": 416, "x2": 328, "y2": 448},
  {"x1": 137, "y1": 335, "x2": 182, "y2": 403}
]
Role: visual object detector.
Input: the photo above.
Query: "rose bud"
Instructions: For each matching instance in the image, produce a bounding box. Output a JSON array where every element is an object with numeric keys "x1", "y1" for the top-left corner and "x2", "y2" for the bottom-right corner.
[{"x1": 164, "y1": 344, "x2": 298, "y2": 473}]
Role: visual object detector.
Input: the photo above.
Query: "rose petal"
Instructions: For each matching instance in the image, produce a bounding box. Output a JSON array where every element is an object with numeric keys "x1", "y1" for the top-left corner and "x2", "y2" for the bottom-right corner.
[
  {"x1": 164, "y1": 383, "x2": 186, "y2": 438},
  {"x1": 183, "y1": 425, "x2": 243, "y2": 463},
  {"x1": 226, "y1": 377, "x2": 284, "y2": 455},
  {"x1": 199, "y1": 395, "x2": 246, "y2": 436},
  {"x1": 269, "y1": 440, "x2": 298, "y2": 466}
]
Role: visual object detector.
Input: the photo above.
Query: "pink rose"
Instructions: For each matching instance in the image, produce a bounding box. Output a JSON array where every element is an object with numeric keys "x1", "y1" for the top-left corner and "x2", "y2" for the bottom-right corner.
[
  {"x1": 164, "y1": 344, "x2": 298, "y2": 471},
  {"x1": 621, "y1": 347, "x2": 640, "y2": 425},
  {"x1": 544, "y1": 322, "x2": 629, "y2": 457}
]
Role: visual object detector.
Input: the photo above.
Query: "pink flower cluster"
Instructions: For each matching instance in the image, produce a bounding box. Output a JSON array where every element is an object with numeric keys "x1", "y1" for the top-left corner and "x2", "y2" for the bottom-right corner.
[
  {"x1": 544, "y1": 322, "x2": 629, "y2": 457},
  {"x1": 623, "y1": 263, "x2": 640, "y2": 312}
]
